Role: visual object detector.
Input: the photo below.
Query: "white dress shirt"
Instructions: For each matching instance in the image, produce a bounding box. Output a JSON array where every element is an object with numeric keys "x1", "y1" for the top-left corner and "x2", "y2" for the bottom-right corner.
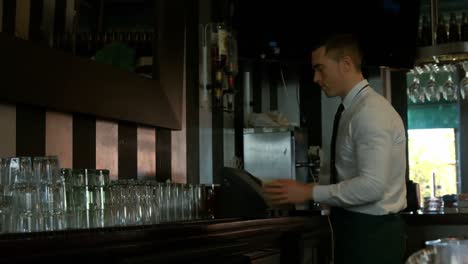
[{"x1": 313, "y1": 79, "x2": 407, "y2": 215}]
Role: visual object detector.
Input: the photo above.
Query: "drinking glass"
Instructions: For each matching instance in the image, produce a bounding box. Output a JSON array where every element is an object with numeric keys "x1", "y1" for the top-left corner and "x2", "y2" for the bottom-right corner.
[
  {"x1": 10, "y1": 157, "x2": 39, "y2": 233},
  {"x1": 441, "y1": 64, "x2": 458, "y2": 102},
  {"x1": 0, "y1": 158, "x2": 12, "y2": 233},
  {"x1": 461, "y1": 61, "x2": 468, "y2": 100},
  {"x1": 407, "y1": 69, "x2": 423, "y2": 103},
  {"x1": 424, "y1": 64, "x2": 441, "y2": 102},
  {"x1": 34, "y1": 156, "x2": 66, "y2": 231}
]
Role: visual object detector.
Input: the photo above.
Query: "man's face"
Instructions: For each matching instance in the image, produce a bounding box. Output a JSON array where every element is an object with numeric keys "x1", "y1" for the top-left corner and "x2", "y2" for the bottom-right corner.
[{"x1": 311, "y1": 47, "x2": 344, "y2": 98}]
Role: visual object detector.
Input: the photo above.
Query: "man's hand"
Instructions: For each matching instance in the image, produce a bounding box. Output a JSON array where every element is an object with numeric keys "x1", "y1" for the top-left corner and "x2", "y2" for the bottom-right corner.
[{"x1": 263, "y1": 179, "x2": 315, "y2": 205}]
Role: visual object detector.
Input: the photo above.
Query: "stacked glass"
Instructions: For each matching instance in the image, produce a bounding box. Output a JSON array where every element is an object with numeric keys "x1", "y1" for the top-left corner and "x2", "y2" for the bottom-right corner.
[
  {"x1": 0, "y1": 158, "x2": 211, "y2": 233},
  {"x1": 0, "y1": 156, "x2": 66, "y2": 233}
]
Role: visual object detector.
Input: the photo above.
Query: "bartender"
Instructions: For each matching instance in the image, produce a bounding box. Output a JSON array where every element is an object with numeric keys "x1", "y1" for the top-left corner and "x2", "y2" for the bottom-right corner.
[{"x1": 263, "y1": 33, "x2": 407, "y2": 264}]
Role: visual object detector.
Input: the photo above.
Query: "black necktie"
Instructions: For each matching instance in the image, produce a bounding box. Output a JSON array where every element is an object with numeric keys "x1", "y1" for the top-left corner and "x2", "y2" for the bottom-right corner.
[{"x1": 330, "y1": 103, "x2": 344, "y2": 184}]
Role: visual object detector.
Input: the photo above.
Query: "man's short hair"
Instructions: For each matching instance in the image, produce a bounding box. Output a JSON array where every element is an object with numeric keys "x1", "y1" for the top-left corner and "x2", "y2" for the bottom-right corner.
[{"x1": 313, "y1": 33, "x2": 363, "y2": 71}]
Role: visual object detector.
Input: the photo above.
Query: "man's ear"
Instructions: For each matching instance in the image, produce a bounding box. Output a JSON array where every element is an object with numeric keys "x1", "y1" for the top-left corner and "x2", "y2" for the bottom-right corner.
[{"x1": 339, "y1": 55, "x2": 354, "y2": 72}]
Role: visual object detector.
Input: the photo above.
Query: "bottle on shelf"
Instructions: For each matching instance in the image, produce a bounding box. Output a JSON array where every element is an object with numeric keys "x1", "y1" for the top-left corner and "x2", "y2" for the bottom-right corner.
[
  {"x1": 225, "y1": 31, "x2": 238, "y2": 90},
  {"x1": 462, "y1": 12, "x2": 468, "y2": 41},
  {"x1": 211, "y1": 23, "x2": 228, "y2": 108},
  {"x1": 448, "y1": 13, "x2": 460, "y2": 42},
  {"x1": 420, "y1": 15, "x2": 432, "y2": 46},
  {"x1": 436, "y1": 14, "x2": 448, "y2": 44}
]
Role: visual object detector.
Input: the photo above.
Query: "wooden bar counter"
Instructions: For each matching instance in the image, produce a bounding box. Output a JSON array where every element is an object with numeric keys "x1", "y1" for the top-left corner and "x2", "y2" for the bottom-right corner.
[{"x1": 0, "y1": 212, "x2": 331, "y2": 264}]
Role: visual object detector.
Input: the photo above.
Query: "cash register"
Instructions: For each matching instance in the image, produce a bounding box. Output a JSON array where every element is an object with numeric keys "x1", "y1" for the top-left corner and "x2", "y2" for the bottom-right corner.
[{"x1": 214, "y1": 167, "x2": 294, "y2": 219}]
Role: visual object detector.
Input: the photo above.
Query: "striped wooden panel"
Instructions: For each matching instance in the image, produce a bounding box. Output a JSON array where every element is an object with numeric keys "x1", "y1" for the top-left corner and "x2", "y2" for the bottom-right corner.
[
  {"x1": 156, "y1": 129, "x2": 171, "y2": 182},
  {"x1": 137, "y1": 126, "x2": 156, "y2": 180},
  {"x1": 46, "y1": 111, "x2": 72, "y2": 168},
  {"x1": 16, "y1": 105, "x2": 46, "y2": 157},
  {"x1": 29, "y1": 0, "x2": 43, "y2": 41},
  {"x1": 64, "y1": 0, "x2": 74, "y2": 33},
  {"x1": 14, "y1": 0, "x2": 30, "y2": 39},
  {"x1": 0, "y1": 0, "x2": 185, "y2": 185},
  {"x1": 118, "y1": 122, "x2": 137, "y2": 180},
  {"x1": 41, "y1": 0, "x2": 55, "y2": 47},
  {"x1": 0, "y1": 104, "x2": 16, "y2": 158},
  {"x1": 96, "y1": 119, "x2": 118, "y2": 181},
  {"x1": 73, "y1": 114, "x2": 96, "y2": 169}
]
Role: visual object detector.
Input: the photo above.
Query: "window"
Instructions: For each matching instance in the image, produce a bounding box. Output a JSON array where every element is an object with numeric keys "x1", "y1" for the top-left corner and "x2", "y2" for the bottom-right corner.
[{"x1": 408, "y1": 128, "x2": 458, "y2": 199}]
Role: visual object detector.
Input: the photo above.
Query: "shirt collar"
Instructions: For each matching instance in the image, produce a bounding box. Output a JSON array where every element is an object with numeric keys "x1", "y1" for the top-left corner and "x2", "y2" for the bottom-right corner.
[{"x1": 342, "y1": 79, "x2": 369, "y2": 110}]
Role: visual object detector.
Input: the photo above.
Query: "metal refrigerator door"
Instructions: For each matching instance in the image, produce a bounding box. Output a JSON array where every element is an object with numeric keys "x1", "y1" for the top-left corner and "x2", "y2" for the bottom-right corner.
[{"x1": 243, "y1": 131, "x2": 294, "y2": 181}]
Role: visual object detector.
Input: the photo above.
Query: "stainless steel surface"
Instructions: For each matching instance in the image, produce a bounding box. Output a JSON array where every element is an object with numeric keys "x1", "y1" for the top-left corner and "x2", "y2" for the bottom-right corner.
[
  {"x1": 96, "y1": 120, "x2": 118, "y2": 180},
  {"x1": 0, "y1": 104, "x2": 16, "y2": 158},
  {"x1": 45, "y1": 111, "x2": 73, "y2": 168},
  {"x1": 244, "y1": 131, "x2": 294, "y2": 181},
  {"x1": 137, "y1": 127, "x2": 156, "y2": 179}
]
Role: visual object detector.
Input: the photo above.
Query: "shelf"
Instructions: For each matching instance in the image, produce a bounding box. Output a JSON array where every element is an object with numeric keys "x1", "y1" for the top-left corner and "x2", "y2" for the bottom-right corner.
[{"x1": 416, "y1": 41, "x2": 468, "y2": 64}]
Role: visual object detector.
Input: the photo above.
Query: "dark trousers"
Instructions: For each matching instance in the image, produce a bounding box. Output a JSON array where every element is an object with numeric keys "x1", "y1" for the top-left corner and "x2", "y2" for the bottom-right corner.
[{"x1": 330, "y1": 207, "x2": 406, "y2": 264}]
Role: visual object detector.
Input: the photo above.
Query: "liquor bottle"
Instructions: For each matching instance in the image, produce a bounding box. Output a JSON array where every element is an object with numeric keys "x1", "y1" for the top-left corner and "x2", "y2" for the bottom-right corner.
[
  {"x1": 211, "y1": 23, "x2": 228, "y2": 108},
  {"x1": 436, "y1": 15, "x2": 448, "y2": 44},
  {"x1": 216, "y1": 23, "x2": 228, "y2": 70},
  {"x1": 462, "y1": 12, "x2": 468, "y2": 41},
  {"x1": 448, "y1": 13, "x2": 460, "y2": 42},
  {"x1": 213, "y1": 70, "x2": 224, "y2": 108},
  {"x1": 420, "y1": 15, "x2": 432, "y2": 46},
  {"x1": 225, "y1": 30, "x2": 238, "y2": 110}
]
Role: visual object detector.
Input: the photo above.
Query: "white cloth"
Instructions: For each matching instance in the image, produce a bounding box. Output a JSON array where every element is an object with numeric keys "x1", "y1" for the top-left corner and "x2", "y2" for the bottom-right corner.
[{"x1": 313, "y1": 79, "x2": 407, "y2": 215}]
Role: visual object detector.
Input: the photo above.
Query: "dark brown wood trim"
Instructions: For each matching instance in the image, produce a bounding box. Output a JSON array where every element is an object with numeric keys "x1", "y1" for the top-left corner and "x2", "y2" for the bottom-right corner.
[
  {"x1": 2, "y1": 0, "x2": 15, "y2": 35},
  {"x1": 0, "y1": 33, "x2": 180, "y2": 129},
  {"x1": 118, "y1": 121, "x2": 138, "y2": 180},
  {"x1": 16, "y1": 104, "x2": 46, "y2": 157},
  {"x1": 185, "y1": 0, "x2": 200, "y2": 184},
  {"x1": 28, "y1": 0, "x2": 44, "y2": 42},
  {"x1": 402, "y1": 213, "x2": 468, "y2": 226},
  {"x1": 53, "y1": 0, "x2": 66, "y2": 35},
  {"x1": 156, "y1": 0, "x2": 185, "y2": 128},
  {"x1": 72, "y1": 113, "x2": 96, "y2": 169},
  {"x1": 156, "y1": 128, "x2": 171, "y2": 182}
]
